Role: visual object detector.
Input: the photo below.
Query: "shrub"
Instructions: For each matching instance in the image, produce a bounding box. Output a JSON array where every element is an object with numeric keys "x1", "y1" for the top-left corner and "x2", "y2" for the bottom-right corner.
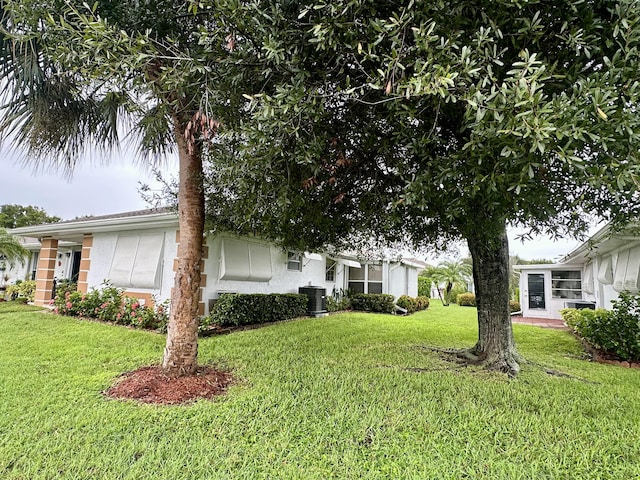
[
  {"x1": 327, "y1": 295, "x2": 350, "y2": 312},
  {"x1": 50, "y1": 282, "x2": 168, "y2": 331},
  {"x1": 206, "y1": 293, "x2": 308, "y2": 328},
  {"x1": 457, "y1": 292, "x2": 476, "y2": 307},
  {"x1": 417, "y1": 277, "x2": 432, "y2": 297},
  {"x1": 509, "y1": 300, "x2": 521, "y2": 313},
  {"x1": 350, "y1": 294, "x2": 395, "y2": 314},
  {"x1": 447, "y1": 284, "x2": 467, "y2": 304},
  {"x1": 561, "y1": 291, "x2": 640, "y2": 361},
  {"x1": 6, "y1": 280, "x2": 36, "y2": 302},
  {"x1": 396, "y1": 295, "x2": 430, "y2": 313}
]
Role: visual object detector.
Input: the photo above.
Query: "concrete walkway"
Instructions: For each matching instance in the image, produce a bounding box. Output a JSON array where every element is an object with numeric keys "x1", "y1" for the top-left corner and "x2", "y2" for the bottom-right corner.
[{"x1": 511, "y1": 316, "x2": 567, "y2": 329}]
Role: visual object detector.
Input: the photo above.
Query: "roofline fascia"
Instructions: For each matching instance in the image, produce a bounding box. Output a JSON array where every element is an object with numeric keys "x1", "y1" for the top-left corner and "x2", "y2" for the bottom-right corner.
[{"x1": 9, "y1": 212, "x2": 178, "y2": 238}]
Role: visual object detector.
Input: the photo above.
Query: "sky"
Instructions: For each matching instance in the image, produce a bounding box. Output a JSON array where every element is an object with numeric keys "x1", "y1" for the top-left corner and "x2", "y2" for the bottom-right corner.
[{"x1": 1, "y1": 148, "x2": 587, "y2": 262}]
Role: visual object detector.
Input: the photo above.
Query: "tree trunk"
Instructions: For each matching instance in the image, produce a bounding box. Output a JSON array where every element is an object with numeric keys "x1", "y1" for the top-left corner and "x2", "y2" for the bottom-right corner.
[
  {"x1": 162, "y1": 118, "x2": 204, "y2": 377},
  {"x1": 465, "y1": 220, "x2": 521, "y2": 376}
]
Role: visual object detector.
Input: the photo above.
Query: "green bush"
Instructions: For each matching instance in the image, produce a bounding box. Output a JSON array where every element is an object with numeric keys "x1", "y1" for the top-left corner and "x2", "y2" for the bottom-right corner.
[
  {"x1": 510, "y1": 300, "x2": 521, "y2": 313},
  {"x1": 447, "y1": 284, "x2": 467, "y2": 304},
  {"x1": 396, "y1": 295, "x2": 430, "y2": 313},
  {"x1": 350, "y1": 294, "x2": 395, "y2": 314},
  {"x1": 6, "y1": 280, "x2": 36, "y2": 302},
  {"x1": 51, "y1": 282, "x2": 168, "y2": 331},
  {"x1": 417, "y1": 277, "x2": 432, "y2": 297},
  {"x1": 457, "y1": 292, "x2": 476, "y2": 307},
  {"x1": 206, "y1": 293, "x2": 308, "y2": 328},
  {"x1": 327, "y1": 295, "x2": 350, "y2": 312},
  {"x1": 561, "y1": 291, "x2": 640, "y2": 361}
]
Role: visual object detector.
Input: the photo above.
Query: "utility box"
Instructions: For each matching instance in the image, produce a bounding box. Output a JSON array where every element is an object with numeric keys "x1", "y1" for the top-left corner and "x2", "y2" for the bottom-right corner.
[{"x1": 298, "y1": 286, "x2": 328, "y2": 317}]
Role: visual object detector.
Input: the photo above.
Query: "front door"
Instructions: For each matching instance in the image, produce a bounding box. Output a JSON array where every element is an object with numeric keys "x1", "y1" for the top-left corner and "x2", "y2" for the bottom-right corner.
[
  {"x1": 528, "y1": 273, "x2": 545, "y2": 309},
  {"x1": 71, "y1": 251, "x2": 82, "y2": 283}
]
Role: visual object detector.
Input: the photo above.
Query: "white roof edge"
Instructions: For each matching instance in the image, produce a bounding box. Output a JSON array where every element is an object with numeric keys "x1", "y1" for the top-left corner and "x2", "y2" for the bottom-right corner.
[
  {"x1": 401, "y1": 258, "x2": 427, "y2": 269},
  {"x1": 513, "y1": 263, "x2": 583, "y2": 271},
  {"x1": 9, "y1": 211, "x2": 178, "y2": 238}
]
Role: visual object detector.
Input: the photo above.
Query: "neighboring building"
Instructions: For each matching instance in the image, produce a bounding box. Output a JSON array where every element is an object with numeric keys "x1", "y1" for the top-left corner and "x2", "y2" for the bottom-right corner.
[
  {"x1": 514, "y1": 222, "x2": 640, "y2": 319},
  {"x1": 8, "y1": 209, "x2": 423, "y2": 311}
]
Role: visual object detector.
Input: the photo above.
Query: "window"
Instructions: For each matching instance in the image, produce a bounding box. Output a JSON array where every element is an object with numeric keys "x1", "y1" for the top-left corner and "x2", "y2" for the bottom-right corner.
[
  {"x1": 368, "y1": 264, "x2": 383, "y2": 294},
  {"x1": 348, "y1": 265, "x2": 365, "y2": 293},
  {"x1": 325, "y1": 259, "x2": 336, "y2": 282},
  {"x1": 348, "y1": 263, "x2": 383, "y2": 294},
  {"x1": 109, "y1": 234, "x2": 164, "y2": 289},
  {"x1": 551, "y1": 270, "x2": 582, "y2": 299},
  {"x1": 287, "y1": 251, "x2": 302, "y2": 271}
]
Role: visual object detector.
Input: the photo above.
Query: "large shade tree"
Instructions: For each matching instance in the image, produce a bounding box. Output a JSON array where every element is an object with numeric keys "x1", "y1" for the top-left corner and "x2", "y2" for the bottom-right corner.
[
  {"x1": 204, "y1": 0, "x2": 640, "y2": 375},
  {"x1": 0, "y1": 1, "x2": 242, "y2": 376},
  {"x1": 0, "y1": 204, "x2": 60, "y2": 228}
]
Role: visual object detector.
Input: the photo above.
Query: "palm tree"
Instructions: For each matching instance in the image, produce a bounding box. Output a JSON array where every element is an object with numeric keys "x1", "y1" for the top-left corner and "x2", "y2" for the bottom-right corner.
[
  {"x1": 0, "y1": 228, "x2": 28, "y2": 269},
  {"x1": 0, "y1": 2, "x2": 237, "y2": 376},
  {"x1": 428, "y1": 259, "x2": 473, "y2": 306}
]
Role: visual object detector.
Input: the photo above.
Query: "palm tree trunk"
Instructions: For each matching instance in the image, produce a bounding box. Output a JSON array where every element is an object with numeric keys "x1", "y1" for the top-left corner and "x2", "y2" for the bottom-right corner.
[
  {"x1": 465, "y1": 220, "x2": 521, "y2": 376},
  {"x1": 162, "y1": 117, "x2": 204, "y2": 377}
]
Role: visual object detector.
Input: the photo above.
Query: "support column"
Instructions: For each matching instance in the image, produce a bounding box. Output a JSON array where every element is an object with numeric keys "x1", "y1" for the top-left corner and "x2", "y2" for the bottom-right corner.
[
  {"x1": 77, "y1": 234, "x2": 93, "y2": 293},
  {"x1": 34, "y1": 237, "x2": 58, "y2": 306}
]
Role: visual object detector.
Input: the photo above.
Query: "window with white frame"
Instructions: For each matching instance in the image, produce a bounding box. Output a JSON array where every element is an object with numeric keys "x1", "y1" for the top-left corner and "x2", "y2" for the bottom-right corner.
[
  {"x1": 367, "y1": 264, "x2": 383, "y2": 294},
  {"x1": 325, "y1": 259, "x2": 336, "y2": 282},
  {"x1": 287, "y1": 251, "x2": 302, "y2": 271},
  {"x1": 551, "y1": 270, "x2": 582, "y2": 299}
]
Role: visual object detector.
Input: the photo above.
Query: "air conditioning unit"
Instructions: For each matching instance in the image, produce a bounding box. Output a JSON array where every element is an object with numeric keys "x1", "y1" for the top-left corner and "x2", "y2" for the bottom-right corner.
[
  {"x1": 565, "y1": 301, "x2": 596, "y2": 310},
  {"x1": 298, "y1": 286, "x2": 328, "y2": 317}
]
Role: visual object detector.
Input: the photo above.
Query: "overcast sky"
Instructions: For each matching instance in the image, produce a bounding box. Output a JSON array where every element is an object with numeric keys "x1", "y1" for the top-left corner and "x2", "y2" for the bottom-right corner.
[{"x1": 1, "y1": 147, "x2": 587, "y2": 262}]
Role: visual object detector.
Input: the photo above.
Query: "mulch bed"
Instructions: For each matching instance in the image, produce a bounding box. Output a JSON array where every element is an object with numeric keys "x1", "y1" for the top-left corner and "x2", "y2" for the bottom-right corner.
[{"x1": 104, "y1": 365, "x2": 235, "y2": 405}]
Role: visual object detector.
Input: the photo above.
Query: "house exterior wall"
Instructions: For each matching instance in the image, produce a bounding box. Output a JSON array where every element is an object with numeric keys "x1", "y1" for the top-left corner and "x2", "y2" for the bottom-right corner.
[
  {"x1": 201, "y1": 235, "x2": 361, "y2": 314},
  {"x1": 9, "y1": 213, "x2": 420, "y2": 312},
  {"x1": 85, "y1": 228, "x2": 178, "y2": 305}
]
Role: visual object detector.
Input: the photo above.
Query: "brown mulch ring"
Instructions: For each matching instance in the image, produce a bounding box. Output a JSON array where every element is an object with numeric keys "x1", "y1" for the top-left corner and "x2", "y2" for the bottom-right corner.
[{"x1": 104, "y1": 365, "x2": 236, "y2": 405}]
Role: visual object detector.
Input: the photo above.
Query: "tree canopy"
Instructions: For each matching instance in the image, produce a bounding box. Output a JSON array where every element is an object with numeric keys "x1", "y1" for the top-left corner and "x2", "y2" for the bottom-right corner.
[
  {"x1": 201, "y1": 0, "x2": 640, "y2": 374},
  {"x1": 0, "y1": 204, "x2": 60, "y2": 229},
  {"x1": 0, "y1": 227, "x2": 28, "y2": 269}
]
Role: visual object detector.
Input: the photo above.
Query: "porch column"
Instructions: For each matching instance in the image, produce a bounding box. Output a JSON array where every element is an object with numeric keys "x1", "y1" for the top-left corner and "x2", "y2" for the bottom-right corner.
[
  {"x1": 77, "y1": 234, "x2": 93, "y2": 293},
  {"x1": 34, "y1": 237, "x2": 58, "y2": 306}
]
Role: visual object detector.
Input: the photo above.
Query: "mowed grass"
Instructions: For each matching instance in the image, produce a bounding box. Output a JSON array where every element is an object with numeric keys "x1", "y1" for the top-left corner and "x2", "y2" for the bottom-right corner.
[{"x1": 1, "y1": 301, "x2": 639, "y2": 479}]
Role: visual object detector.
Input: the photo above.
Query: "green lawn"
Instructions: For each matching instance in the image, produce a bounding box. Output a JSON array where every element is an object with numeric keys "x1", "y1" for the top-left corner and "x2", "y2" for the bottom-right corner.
[{"x1": 1, "y1": 301, "x2": 639, "y2": 479}]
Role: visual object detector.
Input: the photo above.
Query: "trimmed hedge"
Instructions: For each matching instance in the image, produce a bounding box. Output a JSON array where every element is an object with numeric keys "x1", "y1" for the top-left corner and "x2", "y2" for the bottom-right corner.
[
  {"x1": 561, "y1": 291, "x2": 640, "y2": 361},
  {"x1": 396, "y1": 295, "x2": 430, "y2": 313},
  {"x1": 457, "y1": 292, "x2": 476, "y2": 307},
  {"x1": 207, "y1": 293, "x2": 308, "y2": 328},
  {"x1": 350, "y1": 294, "x2": 395, "y2": 314}
]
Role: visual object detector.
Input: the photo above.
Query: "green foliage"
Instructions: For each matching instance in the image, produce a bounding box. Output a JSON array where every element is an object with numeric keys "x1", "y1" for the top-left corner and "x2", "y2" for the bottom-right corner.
[
  {"x1": 510, "y1": 300, "x2": 521, "y2": 313},
  {"x1": 562, "y1": 291, "x2": 640, "y2": 361},
  {"x1": 205, "y1": 293, "x2": 308, "y2": 328},
  {"x1": 457, "y1": 292, "x2": 476, "y2": 307},
  {"x1": 326, "y1": 295, "x2": 350, "y2": 313},
  {"x1": 0, "y1": 204, "x2": 60, "y2": 228},
  {"x1": 51, "y1": 283, "x2": 168, "y2": 331},
  {"x1": 350, "y1": 294, "x2": 395, "y2": 314},
  {"x1": 0, "y1": 228, "x2": 29, "y2": 269},
  {"x1": 447, "y1": 284, "x2": 468, "y2": 305},
  {"x1": 417, "y1": 276, "x2": 432, "y2": 297},
  {"x1": 5, "y1": 280, "x2": 35, "y2": 302},
  {"x1": 396, "y1": 295, "x2": 430, "y2": 314}
]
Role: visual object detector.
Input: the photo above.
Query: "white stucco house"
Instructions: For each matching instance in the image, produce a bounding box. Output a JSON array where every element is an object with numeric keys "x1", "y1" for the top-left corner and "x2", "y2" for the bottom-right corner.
[
  {"x1": 7, "y1": 208, "x2": 423, "y2": 312},
  {"x1": 514, "y1": 222, "x2": 640, "y2": 320}
]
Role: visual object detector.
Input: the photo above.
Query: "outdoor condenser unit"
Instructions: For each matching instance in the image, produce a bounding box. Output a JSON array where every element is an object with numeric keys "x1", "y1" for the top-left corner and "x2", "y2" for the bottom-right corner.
[{"x1": 298, "y1": 286, "x2": 328, "y2": 317}]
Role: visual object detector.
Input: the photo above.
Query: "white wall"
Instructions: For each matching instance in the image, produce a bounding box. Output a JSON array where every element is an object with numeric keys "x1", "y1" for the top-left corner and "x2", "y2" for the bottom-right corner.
[{"x1": 86, "y1": 228, "x2": 178, "y2": 302}]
